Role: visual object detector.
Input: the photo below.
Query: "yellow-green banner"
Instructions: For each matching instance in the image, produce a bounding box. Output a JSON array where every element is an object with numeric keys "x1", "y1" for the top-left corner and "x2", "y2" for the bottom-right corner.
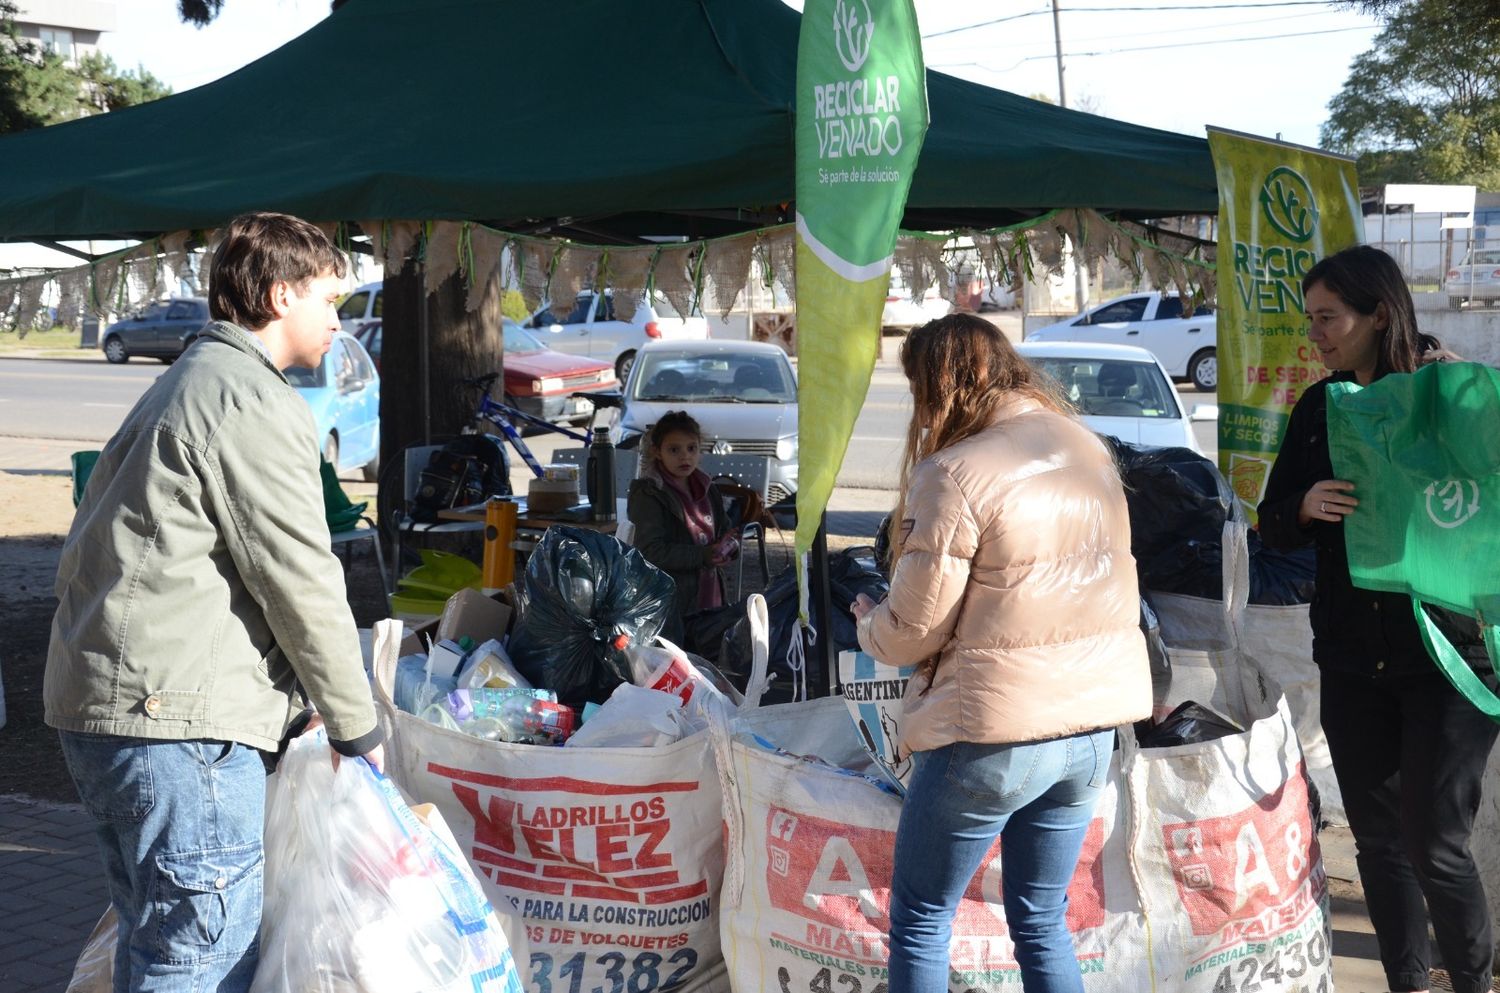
[
  {"x1": 794, "y1": 0, "x2": 929, "y2": 618},
  {"x1": 1208, "y1": 128, "x2": 1363, "y2": 521}
]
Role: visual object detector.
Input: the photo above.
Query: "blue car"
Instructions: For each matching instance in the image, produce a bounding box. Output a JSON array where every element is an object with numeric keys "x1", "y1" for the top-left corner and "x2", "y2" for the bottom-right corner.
[{"x1": 285, "y1": 330, "x2": 381, "y2": 480}]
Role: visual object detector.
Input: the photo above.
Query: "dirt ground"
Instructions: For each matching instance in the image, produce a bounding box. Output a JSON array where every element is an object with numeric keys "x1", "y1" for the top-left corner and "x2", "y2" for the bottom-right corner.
[
  {"x1": 0, "y1": 470, "x2": 842, "y2": 804},
  {"x1": 1, "y1": 471, "x2": 90, "y2": 803}
]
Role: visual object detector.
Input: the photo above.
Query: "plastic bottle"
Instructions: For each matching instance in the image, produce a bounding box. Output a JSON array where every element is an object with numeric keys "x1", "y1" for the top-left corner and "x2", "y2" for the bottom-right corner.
[
  {"x1": 440, "y1": 688, "x2": 578, "y2": 744},
  {"x1": 586, "y1": 427, "x2": 617, "y2": 522}
]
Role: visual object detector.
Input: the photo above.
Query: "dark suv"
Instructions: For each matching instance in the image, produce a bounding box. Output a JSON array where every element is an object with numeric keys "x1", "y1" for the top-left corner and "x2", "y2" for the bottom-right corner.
[{"x1": 102, "y1": 297, "x2": 210, "y2": 364}]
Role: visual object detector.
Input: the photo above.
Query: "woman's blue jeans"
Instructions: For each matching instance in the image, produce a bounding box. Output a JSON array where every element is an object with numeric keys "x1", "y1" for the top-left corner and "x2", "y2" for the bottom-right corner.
[
  {"x1": 59, "y1": 731, "x2": 267, "y2": 993},
  {"x1": 887, "y1": 729, "x2": 1113, "y2": 993}
]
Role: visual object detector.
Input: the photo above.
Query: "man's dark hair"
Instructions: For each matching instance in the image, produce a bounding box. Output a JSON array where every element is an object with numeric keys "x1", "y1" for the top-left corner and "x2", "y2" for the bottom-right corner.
[{"x1": 208, "y1": 212, "x2": 347, "y2": 329}]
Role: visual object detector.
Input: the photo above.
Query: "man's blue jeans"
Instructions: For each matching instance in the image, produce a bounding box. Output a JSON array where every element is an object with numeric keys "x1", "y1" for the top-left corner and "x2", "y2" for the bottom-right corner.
[
  {"x1": 59, "y1": 732, "x2": 266, "y2": 993},
  {"x1": 887, "y1": 729, "x2": 1113, "y2": 993}
]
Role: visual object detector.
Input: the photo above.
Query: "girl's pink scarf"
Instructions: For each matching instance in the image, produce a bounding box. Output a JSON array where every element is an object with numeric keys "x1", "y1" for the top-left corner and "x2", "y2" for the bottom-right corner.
[{"x1": 663, "y1": 468, "x2": 722, "y2": 610}]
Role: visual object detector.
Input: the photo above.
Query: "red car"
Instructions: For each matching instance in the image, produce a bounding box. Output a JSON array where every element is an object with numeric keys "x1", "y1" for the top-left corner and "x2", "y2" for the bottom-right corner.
[
  {"x1": 501, "y1": 320, "x2": 618, "y2": 424},
  {"x1": 356, "y1": 319, "x2": 618, "y2": 425}
]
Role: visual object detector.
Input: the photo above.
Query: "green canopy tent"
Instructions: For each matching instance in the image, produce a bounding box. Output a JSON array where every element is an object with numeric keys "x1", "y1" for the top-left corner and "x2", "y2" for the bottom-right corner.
[
  {"x1": 0, "y1": 0, "x2": 1217, "y2": 695},
  {"x1": 0, "y1": 0, "x2": 1213, "y2": 244}
]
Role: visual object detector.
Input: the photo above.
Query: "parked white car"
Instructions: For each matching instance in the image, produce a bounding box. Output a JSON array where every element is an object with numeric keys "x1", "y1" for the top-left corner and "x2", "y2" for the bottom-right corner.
[
  {"x1": 528, "y1": 289, "x2": 709, "y2": 382},
  {"x1": 1026, "y1": 291, "x2": 1218, "y2": 391},
  {"x1": 337, "y1": 281, "x2": 381, "y2": 335},
  {"x1": 1015, "y1": 341, "x2": 1217, "y2": 454},
  {"x1": 1445, "y1": 248, "x2": 1500, "y2": 309},
  {"x1": 882, "y1": 272, "x2": 951, "y2": 332},
  {"x1": 616, "y1": 340, "x2": 799, "y2": 505}
]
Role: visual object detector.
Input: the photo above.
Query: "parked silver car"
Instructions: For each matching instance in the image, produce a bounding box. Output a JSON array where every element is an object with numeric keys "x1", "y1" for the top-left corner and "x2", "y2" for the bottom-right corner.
[
  {"x1": 616, "y1": 340, "x2": 798, "y2": 505},
  {"x1": 1445, "y1": 248, "x2": 1500, "y2": 309}
]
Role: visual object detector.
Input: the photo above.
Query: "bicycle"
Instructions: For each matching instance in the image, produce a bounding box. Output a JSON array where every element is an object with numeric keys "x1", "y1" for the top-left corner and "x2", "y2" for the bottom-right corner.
[
  {"x1": 375, "y1": 373, "x2": 624, "y2": 555},
  {"x1": 459, "y1": 371, "x2": 623, "y2": 479}
]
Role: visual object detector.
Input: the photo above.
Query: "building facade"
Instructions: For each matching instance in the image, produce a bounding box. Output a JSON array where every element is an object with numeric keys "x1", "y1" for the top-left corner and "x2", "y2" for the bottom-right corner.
[{"x1": 11, "y1": 1, "x2": 116, "y2": 64}]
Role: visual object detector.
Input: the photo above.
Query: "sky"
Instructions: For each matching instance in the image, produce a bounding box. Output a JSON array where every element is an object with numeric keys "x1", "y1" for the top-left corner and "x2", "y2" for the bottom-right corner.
[{"x1": 100, "y1": 0, "x2": 1386, "y2": 147}]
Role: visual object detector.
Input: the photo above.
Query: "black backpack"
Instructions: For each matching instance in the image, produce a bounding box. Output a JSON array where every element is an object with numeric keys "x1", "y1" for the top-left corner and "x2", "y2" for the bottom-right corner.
[{"x1": 408, "y1": 435, "x2": 511, "y2": 523}]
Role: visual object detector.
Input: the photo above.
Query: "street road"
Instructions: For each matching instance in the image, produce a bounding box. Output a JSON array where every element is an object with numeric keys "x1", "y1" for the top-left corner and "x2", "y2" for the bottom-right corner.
[
  {"x1": 0, "y1": 359, "x2": 164, "y2": 442},
  {"x1": 0, "y1": 357, "x2": 1219, "y2": 488}
]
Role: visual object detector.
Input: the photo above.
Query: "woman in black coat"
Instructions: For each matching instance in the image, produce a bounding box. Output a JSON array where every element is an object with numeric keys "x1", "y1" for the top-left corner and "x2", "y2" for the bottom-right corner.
[{"x1": 1258, "y1": 245, "x2": 1494, "y2": 993}]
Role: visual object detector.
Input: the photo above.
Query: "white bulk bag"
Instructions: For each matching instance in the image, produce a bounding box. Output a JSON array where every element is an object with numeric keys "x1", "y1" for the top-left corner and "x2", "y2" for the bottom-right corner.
[{"x1": 372, "y1": 620, "x2": 731, "y2": 993}]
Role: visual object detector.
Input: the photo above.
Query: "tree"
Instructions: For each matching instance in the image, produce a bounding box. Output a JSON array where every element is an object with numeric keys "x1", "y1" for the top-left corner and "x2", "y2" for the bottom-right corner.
[
  {"x1": 0, "y1": 1, "x2": 70, "y2": 131},
  {"x1": 0, "y1": 1, "x2": 172, "y2": 134},
  {"x1": 1321, "y1": 0, "x2": 1500, "y2": 187}
]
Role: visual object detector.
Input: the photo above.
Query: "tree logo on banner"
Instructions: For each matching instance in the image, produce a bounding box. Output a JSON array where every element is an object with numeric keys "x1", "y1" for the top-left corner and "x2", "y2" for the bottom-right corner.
[
  {"x1": 1259, "y1": 166, "x2": 1319, "y2": 244},
  {"x1": 1425, "y1": 479, "x2": 1481, "y2": 529},
  {"x1": 834, "y1": 0, "x2": 875, "y2": 72}
]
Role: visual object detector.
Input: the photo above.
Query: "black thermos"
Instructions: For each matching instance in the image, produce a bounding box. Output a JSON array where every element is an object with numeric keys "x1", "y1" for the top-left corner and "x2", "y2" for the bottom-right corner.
[{"x1": 587, "y1": 428, "x2": 617, "y2": 521}]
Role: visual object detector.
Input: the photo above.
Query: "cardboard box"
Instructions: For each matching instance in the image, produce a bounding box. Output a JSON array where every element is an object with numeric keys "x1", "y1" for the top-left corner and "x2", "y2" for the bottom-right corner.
[{"x1": 398, "y1": 587, "x2": 514, "y2": 656}]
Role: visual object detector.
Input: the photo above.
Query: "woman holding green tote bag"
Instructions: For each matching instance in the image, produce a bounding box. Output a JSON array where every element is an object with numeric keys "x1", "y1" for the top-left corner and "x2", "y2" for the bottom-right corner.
[{"x1": 1258, "y1": 245, "x2": 1496, "y2": 993}]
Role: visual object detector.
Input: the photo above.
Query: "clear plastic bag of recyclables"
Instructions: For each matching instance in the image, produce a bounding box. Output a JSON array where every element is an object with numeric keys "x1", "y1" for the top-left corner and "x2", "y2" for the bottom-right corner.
[
  {"x1": 252, "y1": 729, "x2": 523, "y2": 993},
  {"x1": 508, "y1": 526, "x2": 675, "y2": 707}
]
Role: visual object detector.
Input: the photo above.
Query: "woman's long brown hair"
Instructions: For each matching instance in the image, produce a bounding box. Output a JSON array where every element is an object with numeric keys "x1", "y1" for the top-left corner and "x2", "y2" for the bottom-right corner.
[{"x1": 886, "y1": 314, "x2": 1070, "y2": 564}]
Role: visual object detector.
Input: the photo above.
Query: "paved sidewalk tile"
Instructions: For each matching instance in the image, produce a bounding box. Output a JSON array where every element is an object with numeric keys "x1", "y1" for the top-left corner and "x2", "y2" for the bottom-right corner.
[{"x1": 0, "y1": 795, "x2": 107, "y2": 993}]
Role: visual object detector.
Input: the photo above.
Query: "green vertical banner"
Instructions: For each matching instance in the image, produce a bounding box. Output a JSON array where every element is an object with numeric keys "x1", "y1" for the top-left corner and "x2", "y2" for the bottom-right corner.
[
  {"x1": 1208, "y1": 127, "x2": 1362, "y2": 521},
  {"x1": 795, "y1": 0, "x2": 929, "y2": 617}
]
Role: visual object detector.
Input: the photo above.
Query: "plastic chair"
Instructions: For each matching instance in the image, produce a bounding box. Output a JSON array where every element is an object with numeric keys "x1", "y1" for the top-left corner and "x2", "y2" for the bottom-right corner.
[{"x1": 71, "y1": 450, "x2": 101, "y2": 508}]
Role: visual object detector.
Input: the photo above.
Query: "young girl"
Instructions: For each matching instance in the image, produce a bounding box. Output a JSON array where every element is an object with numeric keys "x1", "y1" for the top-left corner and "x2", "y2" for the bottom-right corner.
[{"x1": 627, "y1": 411, "x2": 738, "y2": 644}]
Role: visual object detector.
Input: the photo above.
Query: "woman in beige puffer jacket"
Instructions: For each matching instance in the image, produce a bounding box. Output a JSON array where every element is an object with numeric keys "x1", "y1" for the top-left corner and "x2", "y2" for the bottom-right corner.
[{"x1": 852, "y1": 314, "x2": 1151, "y2": 993}]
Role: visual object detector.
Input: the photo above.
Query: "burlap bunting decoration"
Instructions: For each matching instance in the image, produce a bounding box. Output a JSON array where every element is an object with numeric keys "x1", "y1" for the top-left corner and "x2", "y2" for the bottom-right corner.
[
  {"x1": 360, "y1": 220, "x2": 422, "y2": 274},
  {"x1": 464, "y1": 226, "x2": 507, "y2": 313},
  {"x1": 0, "y1": 280, "x2": 16, "y2": 327},
  {"x1": 547, "y1": 246, "x2": 601, "y2": 311},
  {"x1": 15, "y1": 278, "x2": 46, "y2": 333},
  {"x1": 701, "y1": 234, "x2": 755, "y2": 319},
  {"x1": 159, "y1": 232, "x2": 200, "y2": 296},
  {"x1": 653, "y1": 244, "x2": 701, "y2": 320},
  {"x1": 892, "y1": 236, "x2": 948, "y2": 300},
  {"x1": 55, "y1": 270, "x2": 88, "y2": 331},
  {"x1": 604, "y1": 247, "x2": 656, "y2": 321},
  {"x1": 117, "y1": 255, "x2": 164, "y2": 312},
  {"x1": 424, "y1": 222, "x2": 463, "y2": 290},
  {"x1": 515, "y1": 240, "x2": 554, "y2": 312},
  {"x1": 89, "y1": 257, "x2": 121, "y2": 316},
  {"x1": 757, "y1": 228, "x2": 796, "y2": 303}
]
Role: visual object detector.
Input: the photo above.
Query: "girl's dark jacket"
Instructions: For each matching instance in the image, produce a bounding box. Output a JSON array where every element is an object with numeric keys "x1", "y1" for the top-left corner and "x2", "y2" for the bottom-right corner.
[{"x1": 626, "y1": 465, "x2": 730, "y2": 645}]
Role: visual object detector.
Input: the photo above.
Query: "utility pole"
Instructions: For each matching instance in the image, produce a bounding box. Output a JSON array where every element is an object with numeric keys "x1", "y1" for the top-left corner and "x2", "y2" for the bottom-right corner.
[
  {"x1": 1051, "y1": 0, "x2": 1089, "y2": 312},
  {"x1": 1051, "y1": 0, "x2": 1067, "y2": 108}
]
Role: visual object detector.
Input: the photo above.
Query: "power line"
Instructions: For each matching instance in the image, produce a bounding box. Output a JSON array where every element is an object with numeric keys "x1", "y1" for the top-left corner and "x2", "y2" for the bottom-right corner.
[
  {"x1": 923, "y1": 8, "x2": 1051, "y2": 39},
  {"x1": 922, "y1": 0, "x2": 1345, "y2": 39},
  {"x1": 931, "y1": 22, "x2": 1375, "y2": 75},
  {"x1": 1038, "y1": 23, "x2": 1374, "y2": 59}
]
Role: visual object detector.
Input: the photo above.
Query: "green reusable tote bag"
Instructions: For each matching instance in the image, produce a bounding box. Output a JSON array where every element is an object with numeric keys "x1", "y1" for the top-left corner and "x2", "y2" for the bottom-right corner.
[{"x1": 1326, "y1": 361, "x2": 1500, "y2": 721}]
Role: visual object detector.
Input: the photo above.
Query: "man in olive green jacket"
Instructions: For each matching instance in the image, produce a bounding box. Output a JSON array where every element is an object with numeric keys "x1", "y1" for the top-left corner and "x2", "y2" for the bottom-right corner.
[{"x1": 45, "y1": 212, "x2": 382, "y2": 992}]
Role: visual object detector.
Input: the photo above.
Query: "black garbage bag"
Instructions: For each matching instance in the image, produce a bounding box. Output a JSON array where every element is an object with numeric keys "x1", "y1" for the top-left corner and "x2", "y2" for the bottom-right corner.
[
  {"x1": 1106, "y1": 439, "x2": 1230, "y2": 591},
  {"x1": 680, "y1": 601, "x2": 746, "y2": 663},
  {"x1": 719, "y1": 549, "x2": 890, "y2": 702},
  {"x1": 1148, "y1": 526, "x2": 1318, "y2": 605},
  {"x1": 1136, "y1": 700, "x2": 1243, "y2": 748},
  {"x1": 1106, "y1": 439, "x2": 1317, "y2": 605},
  {"x1": 508, "y1": 526, "x2": 676, "y2": 707}
]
